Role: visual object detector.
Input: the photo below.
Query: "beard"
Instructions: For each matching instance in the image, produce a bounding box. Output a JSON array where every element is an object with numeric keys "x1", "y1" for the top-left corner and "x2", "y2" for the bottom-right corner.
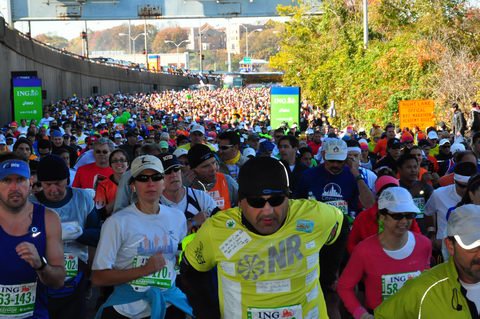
[{"x1": 0, "y1": 193, "x2": 28, "y2": 213}]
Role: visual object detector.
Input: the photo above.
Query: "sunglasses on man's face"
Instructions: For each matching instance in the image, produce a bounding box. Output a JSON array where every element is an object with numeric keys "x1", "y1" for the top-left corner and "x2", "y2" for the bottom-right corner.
[
  {"x1": 219, "y1": 145, "x2": 234, "y2": 151},
  {"x1": 384, "y1": 212, "x2": 416, "y2": 220},
  {"x1": 246, "y1": 196, "x2": 286, "y2": 208},
  {"x1": 95, "y1": 150, "x2": 109, "y2": 155},
  {"x1": 134, "y1": 173, "x2": 164, "y2": 183}
]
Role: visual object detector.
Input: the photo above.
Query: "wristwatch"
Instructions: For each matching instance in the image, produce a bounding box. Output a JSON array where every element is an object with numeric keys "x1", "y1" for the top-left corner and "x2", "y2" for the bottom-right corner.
[{"x1": 34, "y1": 256, "x2": 48, "y2": 271}]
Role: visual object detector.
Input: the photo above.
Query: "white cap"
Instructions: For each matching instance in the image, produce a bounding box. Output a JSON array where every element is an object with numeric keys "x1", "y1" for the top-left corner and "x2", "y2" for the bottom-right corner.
[
  {"x1": 427, "y1": 131, "x2": 438, "y2": 140},
  {"x1": 243, "y1": 147, "x2": 256, "y2": 158},
  {"x1": 439, "y1": 138, "x2": 451, "y2": 146},
  {"x1": 173, "y1": 148, "x2": 188, "y2": 158},
  {"x1": 114, "y1": 133, "x2": 123, "y2": 139},
  {"x1": 450, "y1": 143, "x2": 466, "y2": 154},
  {"x1": 323, "y1": 139, "x2": 348, "y2": 161},
  {"x1": 130, "y1": 155, "x2": 164, "y2": 177},
  {"x1": 448, "y1": 204, "x2": 480, "y2": 250},
  {"x1": 190, "y1": 124, "x2": 205, "y2": 135},
  {"x1": 378, "y1": 187, "x2": 420, "y2": 213}
]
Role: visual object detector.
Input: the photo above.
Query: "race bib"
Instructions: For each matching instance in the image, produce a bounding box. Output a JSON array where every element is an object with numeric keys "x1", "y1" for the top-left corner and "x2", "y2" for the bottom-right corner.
[
  {"x1": 130, "y1": 256, "x2": 174, "y2": 292},
  {"x1": 382, "y1": 271, "x2": 421, "y2": 300},
  {"x1": 413, "y1": 198, "x2": 425, "y2": 219},
  {"x1": 326, "y1": 200, "x2": 348, "y2": 215},
  {"x1": 247, "y1": 304, "x2": 302, "y2": 319},
  {"x1": 64, "y1": 254, "x2": 78, "y2": 279},
  {"x1": 0, "y1": 282, "x2": 37, "y2": 318}
]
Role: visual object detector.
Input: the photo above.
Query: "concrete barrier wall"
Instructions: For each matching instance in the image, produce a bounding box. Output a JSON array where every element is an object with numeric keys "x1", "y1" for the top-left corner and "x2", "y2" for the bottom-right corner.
[{"x1": 0, "y1": 18, "x2": 206, "y2": 122}]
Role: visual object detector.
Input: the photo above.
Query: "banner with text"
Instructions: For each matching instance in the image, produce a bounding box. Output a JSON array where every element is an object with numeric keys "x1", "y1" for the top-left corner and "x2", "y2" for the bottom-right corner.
[
  {"x1": 270, "y1": 87, "x2": 300, "y2": 130},
  {"x1": 12, "y1": 77, "x2": 43, "y2": 123},
  {"x1": 399, "y1": 100, "x2": 435, "y2": 130}
]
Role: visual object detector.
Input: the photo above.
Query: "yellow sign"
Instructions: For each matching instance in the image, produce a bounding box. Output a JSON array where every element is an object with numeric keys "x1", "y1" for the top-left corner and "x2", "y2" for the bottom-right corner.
[{"x1": 399, "y1": 100, "x2": 435, "y2": 130}]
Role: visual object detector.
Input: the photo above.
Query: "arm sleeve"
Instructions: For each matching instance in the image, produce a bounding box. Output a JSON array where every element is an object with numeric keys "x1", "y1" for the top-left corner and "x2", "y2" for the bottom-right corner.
[
  {"x1": 225, "y1": 175, "x2": 239, "y2": 207},
  {"x1": 113, "y1": 171, "x2": 133, "y2": 214},
  {"x1": 184, "y1": 220, "x2": 217, "y2": 272},
  {"x1": 424, "y1": 193, "x2": 436, "y2": 217},
  {"x1": 319, "y1": 214, "x2": 349, "y2": 290},
  {"x1": 92, "y1": 217, "x2": 122, "y2": 270},
  {"x1": 337, "y1": 245, "x2": 368, "y2": 318},
  {"x1": 374, "y1": 278, "x2": 421, "y2": 319},
  {"x1": 179, "y1": 255, "x2": 221, "y2": 319}
]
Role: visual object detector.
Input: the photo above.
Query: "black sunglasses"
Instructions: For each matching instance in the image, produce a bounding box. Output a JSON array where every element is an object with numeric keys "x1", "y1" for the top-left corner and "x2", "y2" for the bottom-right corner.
[
  {"x1": 384, "y1": 212, "x2": 416, "y2": 220},
  {"x1": 246, "y1": 196, "x2": 286, "y2": 208},
  {"x1": 219, "y1": 145, "x2": 234, "y2": 151},
  {"x1": 165, "y1": 167, "x2": 181, "y2": 175},
  {"x1": 95, "y1": 150, "x2": 109, "y2": 154},
  {"x1": 134, "y1": 173, "x2": 164, "y2": 183}
]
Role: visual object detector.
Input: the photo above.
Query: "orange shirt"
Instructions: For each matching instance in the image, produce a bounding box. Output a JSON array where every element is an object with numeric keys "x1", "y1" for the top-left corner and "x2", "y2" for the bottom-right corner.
[
  {"x1": 373, "y1": 138, "x2": 388, "y2": 157},
  {"x1": 72, "y1": 162, "x2": 114, "y2": 189},
  {"x1": 207, "y1": 173, "x2": 231, "y2": 210},
  {"x1": 94, "y1": 175, "x2": 118, "y2": 210}
]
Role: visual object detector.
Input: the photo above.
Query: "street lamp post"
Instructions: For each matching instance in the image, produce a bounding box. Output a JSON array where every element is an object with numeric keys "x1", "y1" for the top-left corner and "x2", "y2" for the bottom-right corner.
[
  {"x1": 164, "y1": 40, "x2": 190, "y2": 68},
  {"x1": 239, "y1": 25, "x2": 262, "y2": 59},
  {"x1": 119, "y1": 32, "x2": 146, "y2": 55}
]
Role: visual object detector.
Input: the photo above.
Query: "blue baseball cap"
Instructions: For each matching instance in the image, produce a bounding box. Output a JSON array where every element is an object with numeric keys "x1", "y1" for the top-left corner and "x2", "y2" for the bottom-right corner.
[
  {"x1": 0, "y1": 160, "x2": 30, "y2": 180},
  {"x1": 51, "y1": 130, "x2": 63, "y2": 138}
]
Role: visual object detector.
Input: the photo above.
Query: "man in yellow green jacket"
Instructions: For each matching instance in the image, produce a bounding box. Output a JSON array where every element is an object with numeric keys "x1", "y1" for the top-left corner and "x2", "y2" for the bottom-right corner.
[{"x1": 375, "y1": 204, "x2": 480, "y2": 318}]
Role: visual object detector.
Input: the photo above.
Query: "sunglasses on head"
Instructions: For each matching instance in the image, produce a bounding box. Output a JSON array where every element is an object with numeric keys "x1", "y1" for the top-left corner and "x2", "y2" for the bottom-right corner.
[
  {"x1": 246, "y1": 195, "x2": 286, "y2": 208},
  {"x1": 219, "y1": 145, "x2": 234, "y2": 151},
  {"x1": 165, "y1": 167, "x2": 181, "y2": 175},
  {"x1": 384, "y1": 212, "x2": 416, "y2": 220},
  {"x1": 95, "y1": 150, "x2": 109, "y2": 154},
  {"x1": 134, "y1": 173, "x2": 164, "y2": 183}
]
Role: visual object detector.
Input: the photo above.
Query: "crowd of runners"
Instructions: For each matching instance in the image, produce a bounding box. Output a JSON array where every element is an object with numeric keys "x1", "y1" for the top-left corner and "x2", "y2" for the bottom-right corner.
[{"x1": 0, "y1": 88, "x2": 479, "y2": 319}]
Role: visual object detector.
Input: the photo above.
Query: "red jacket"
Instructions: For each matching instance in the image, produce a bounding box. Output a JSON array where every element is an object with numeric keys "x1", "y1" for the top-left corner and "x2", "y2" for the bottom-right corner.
[{"x1": 347, "y1": 203, "x2": 421, "y2": 254}]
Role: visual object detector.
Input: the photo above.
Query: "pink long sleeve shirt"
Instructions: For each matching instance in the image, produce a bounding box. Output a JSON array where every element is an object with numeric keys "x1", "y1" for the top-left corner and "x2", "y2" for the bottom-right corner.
[{"x1": 338, "y1": 232, "x2": 431, "y2": 318}]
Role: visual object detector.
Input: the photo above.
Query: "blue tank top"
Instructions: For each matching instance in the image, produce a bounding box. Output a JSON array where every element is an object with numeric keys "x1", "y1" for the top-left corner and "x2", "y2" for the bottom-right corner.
[{"x1": 0, "y1": 204, "x2": 49, "y2": 318}]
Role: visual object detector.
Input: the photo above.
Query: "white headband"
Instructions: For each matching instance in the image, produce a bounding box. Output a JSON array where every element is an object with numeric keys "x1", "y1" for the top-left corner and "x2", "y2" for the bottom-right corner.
[
  {"x1": 454, "y1": 174, "x2": 470, "y2": 184},
  {"x1": 347, "y1": 147, "x2": 362, "y2": 154}
]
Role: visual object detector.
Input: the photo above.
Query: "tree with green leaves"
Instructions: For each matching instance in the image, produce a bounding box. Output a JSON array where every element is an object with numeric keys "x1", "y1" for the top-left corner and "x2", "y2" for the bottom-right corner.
[{"x1": 271, "y1": 0, "x2": 480, "y2": 129}]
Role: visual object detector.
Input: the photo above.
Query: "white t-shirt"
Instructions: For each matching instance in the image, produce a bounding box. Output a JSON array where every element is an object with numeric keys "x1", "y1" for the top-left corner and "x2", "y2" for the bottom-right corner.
[
  {"x1": 383, "y1": 231, "x2": 416, "y2": 260},
  {"x1": 160, "y1": 187, "x2": 218, "y2": 217},
  {"x1": 92, "y1": 203, "x2": 187, "y2": 318},
  {"x1": 17, "y1": 125, "x2": 28, "y2": 135},
  {"x1": 460, "y1": 280, "x2": 480, "y2": 315},
  {"x1": 424, "y1": 184, "x2": 461, "y2": 240}
]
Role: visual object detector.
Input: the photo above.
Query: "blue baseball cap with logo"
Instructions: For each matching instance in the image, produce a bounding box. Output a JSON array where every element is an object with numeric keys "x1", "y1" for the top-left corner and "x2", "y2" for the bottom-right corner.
[{"x1": 0, "y1": 160, "x2": 30, "y2": 180}]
